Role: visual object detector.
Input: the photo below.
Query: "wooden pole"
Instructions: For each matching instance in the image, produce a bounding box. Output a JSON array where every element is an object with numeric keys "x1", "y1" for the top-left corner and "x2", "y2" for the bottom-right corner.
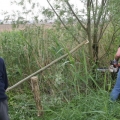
[
  {"x1": 31, "y1": 76, "x2": 43, "y2": 116},
  {"x1": 6, "y1": 40, "x2": 89, "y2": 91}
]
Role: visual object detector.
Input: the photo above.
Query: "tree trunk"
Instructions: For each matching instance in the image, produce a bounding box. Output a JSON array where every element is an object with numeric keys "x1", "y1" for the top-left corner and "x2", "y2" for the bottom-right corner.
[
  {"x1": 93, "y1": 24, "x2": 99, "y2": 64},
  {"x1": 87, "y1": 0, "x2": 93, "y2": 62}
]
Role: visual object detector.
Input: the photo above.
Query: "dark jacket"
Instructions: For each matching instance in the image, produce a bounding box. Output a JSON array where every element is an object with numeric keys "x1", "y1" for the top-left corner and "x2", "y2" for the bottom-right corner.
[{"x1": 0, "y1": 58, "x2": 8, "y2": 101}]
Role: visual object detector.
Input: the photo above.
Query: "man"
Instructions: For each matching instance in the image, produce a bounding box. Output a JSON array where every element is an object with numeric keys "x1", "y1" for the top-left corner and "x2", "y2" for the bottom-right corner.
[
  {"x1": 110, "y1": 47, "x2": 120, "y2": 101},
  {"x1": 0, "y1": 57, "x2": 9, "y2": 120}
]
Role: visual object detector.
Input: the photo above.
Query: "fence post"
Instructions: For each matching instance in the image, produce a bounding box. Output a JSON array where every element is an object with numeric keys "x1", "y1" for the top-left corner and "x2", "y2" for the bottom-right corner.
[{"x1": 31, "y1": 76, "x2": 43, "y2": 116}]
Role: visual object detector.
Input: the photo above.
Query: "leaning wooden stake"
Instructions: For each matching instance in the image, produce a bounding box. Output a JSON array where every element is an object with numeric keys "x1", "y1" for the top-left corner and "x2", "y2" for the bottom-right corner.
[
  {"x1": 6, "y1": 40, "x2": 89, "y2": 92},
  {"x1": 31, "y1": 76, "x2": 43, "y2": 116}
]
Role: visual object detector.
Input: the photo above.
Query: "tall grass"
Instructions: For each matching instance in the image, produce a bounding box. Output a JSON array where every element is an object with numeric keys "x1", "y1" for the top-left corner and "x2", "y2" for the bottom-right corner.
[{"x1": 0, "y1": 25, "x2": 117, "y2": 120}]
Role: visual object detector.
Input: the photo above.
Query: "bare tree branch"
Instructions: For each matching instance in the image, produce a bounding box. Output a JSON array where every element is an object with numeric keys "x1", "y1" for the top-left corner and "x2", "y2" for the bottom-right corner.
[
  {"x1": 99, "y1": 27, "x2": 120, "y2": 60},
  {"x1": 46, "y1": 0, "x2": 80, "y2": 44},
  {"x1": 91, "y1": 0, "x2": 95, "y2": 23},
  {"x1": 96, "y1": 0, "x2": 107, "y2": 26},
  {"x1": 98, "y1": 22, "x2": 109, "y2": 43},
  {"x1": 65, "y1": 0, "x2": 87, "y2": 32},
  {"x1": 98, "y1": 9, "x2": 110, "y2": 42}
]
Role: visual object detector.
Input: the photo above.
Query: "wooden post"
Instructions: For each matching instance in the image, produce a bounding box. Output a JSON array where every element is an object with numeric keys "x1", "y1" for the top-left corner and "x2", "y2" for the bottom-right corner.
[{"x1": 31, "y1": 76, "x2": 43, "y2": 116}]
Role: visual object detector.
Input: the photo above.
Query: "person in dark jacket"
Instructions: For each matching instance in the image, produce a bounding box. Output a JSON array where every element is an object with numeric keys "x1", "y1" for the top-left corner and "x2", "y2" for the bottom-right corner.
[{"x1": 0, "y1": 57, "x2": 9, "y2": 120}]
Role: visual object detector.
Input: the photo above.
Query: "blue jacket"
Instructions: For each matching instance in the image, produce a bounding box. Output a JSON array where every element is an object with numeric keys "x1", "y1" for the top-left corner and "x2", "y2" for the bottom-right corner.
[{"x1": 0, "y1": 58, "x2": 8, "y2": 101}]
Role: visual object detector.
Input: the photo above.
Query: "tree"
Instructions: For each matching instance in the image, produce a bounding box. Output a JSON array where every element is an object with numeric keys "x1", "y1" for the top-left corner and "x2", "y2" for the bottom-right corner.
[
  {"x1": 99, "y1": 0, "x2": 120, "y2": 61},
  {"x1": 6, "y1": 0, "x2": 111, "y2": 65},
  {"x1": 44, "y1": 0, "x2": 110, "y2": 65}
]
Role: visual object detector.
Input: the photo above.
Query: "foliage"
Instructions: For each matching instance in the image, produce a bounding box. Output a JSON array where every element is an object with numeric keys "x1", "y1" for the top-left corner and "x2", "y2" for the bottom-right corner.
[
  {"x1": 1, "y1": 0, "x2": 120, "y2": 119},
  {"x1": 0, "y1": 26, "x2": 116, "y2": 119},
  {"x1": 8, "y1": 90, "x2": 120, "y2": 120}
]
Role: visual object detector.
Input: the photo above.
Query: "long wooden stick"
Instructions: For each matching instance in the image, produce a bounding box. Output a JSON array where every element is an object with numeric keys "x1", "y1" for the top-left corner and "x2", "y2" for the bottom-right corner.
[{"x1": 6, "y1": 40, "x2": 89, "y2": 92}]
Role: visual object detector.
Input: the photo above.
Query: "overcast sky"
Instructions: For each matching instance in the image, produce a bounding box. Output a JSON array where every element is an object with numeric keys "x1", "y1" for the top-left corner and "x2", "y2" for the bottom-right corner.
[
  {"x1": 0, "y1": 0, "x2": 48, "y2": 20},
  {"x1": 0, "y1": 0, "x2": 83, "y2": 21}
]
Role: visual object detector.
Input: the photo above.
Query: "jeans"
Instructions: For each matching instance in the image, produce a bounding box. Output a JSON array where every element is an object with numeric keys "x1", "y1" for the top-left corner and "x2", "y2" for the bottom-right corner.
[
  {"x1": 110, "y1": 69, "x2": 120, "y2": 101},
  {"x1": 0, "y1": 100, "x2": 9, "y2": 120}
]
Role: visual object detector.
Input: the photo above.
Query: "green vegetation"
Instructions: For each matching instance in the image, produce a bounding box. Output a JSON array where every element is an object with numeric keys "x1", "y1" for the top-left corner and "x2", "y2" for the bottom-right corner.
[
  {"x1": 0, "y1": 25, "x2": 119, "y2": 120},
  {"x1": 1, "y1": 0, "x2": 120, "y2": 119}
]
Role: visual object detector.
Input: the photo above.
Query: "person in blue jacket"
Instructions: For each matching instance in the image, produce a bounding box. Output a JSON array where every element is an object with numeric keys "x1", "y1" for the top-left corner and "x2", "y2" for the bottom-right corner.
[{"x1": 0, "y1": 57, "x2": 9, "y2": 120}]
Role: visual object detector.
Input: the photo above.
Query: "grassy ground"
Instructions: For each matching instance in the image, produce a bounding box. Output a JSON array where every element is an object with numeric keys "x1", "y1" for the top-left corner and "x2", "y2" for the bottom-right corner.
[
  {"x1": 0, "y1": 25, "x2": 119, "y2": 120},
  {"x1": 8, "y1": 90, "x2": 120, "y2": 120}
]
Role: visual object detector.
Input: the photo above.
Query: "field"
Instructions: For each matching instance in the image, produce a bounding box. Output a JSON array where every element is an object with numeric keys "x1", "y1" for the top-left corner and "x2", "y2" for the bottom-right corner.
[
  {"x1": 0, "y1": 24, "x2": 53, "y2": 32},
  {"x1": 0, "y1": 24, "x2": 23, "y2": 31},
  {"x1": 0, "y1": 23, "x2": 120, "y2": 120}
]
